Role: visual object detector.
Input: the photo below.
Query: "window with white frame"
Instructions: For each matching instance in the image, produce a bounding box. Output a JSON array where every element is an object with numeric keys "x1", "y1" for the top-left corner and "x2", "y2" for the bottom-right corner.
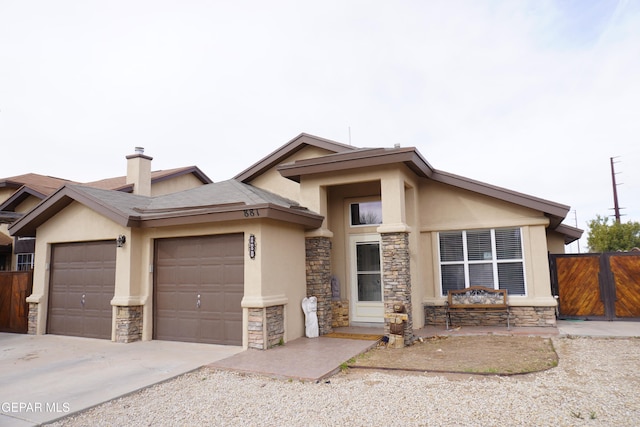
[
  {"x1": 16, "y1": 253, "x2": 34, "y2": 271},
  {"x1": 438, "y1": 228, "x2": 525, "y2": 296}
]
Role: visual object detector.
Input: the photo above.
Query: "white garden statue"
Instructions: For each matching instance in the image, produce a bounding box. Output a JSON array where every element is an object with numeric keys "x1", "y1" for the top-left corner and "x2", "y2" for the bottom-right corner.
[{"x1": 301, "y1": 296, "x2": 319, "y2": 338}]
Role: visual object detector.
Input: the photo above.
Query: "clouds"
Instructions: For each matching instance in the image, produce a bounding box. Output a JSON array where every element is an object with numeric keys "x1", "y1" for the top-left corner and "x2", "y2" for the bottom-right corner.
[{"x1": 1, "y1": 1, "x2": 639, "y2": 251}]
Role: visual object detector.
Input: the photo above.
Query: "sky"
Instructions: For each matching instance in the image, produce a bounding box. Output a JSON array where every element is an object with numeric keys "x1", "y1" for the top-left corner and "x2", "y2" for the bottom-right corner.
[{"x1": 1, "y1": 0, "x2": 639, "y2": 252}]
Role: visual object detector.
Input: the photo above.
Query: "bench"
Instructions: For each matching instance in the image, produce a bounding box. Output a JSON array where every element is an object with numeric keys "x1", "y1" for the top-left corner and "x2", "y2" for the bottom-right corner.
[{"x1": 445, "y1": 286, "x2": 510, "y2": 330}]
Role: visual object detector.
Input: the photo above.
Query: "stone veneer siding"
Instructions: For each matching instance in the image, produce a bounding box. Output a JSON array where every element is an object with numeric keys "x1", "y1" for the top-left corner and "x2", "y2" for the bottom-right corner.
[
  {"x1": 28, "y1": 302, "x2": 38, "y2": 335},
  {"x1": 247, "y1": 305, "x2": 285, "y2": 350},
  {"x1": 381, "y1": 232, "x2": 413, "y2": 345},
  {"x1": 115, "y1": 306, "x2": 143, "y2": 343},
  {"x1": 424, "y1": 305, "x2": 557, "y2": 327},
  {"x1": 305, "y1": 237, "x2": 332, "y2": 336},
  {"x1": 331, "y1": 300, "x2": 349, "y2": 327}
]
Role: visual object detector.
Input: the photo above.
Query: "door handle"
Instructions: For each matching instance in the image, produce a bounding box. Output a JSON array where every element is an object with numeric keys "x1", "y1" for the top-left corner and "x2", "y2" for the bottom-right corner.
[
  {"x1": 197, "y1": 294, "x2": 201, "y2": 308},
  {"x1": 81, "y1": 294, "x2": 86, "y2": 307}
]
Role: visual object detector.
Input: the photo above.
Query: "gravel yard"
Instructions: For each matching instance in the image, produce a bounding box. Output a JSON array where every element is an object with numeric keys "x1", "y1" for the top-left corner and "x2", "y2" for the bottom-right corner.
[{"x1": 48, "y1": 337, "x2": 640, "y2": 426}]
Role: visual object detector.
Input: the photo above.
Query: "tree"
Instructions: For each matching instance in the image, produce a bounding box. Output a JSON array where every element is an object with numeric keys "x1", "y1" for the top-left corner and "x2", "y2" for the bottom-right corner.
[{"x1": 586, "y1": 214, "x2": 640, "y2": 253}]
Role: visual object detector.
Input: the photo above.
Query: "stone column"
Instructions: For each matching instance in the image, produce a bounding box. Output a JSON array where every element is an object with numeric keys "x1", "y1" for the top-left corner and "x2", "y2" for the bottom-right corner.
[
  {"x1": 305, "y1": 236, "x2": 333, "y2": 335},
  {"x1": 381, "y1": 232, "x2": 413, "y2": 345},
  {"x1": 247, "y1": 305, "x2": 285, "y2": 350},
  {"x1": 115, "y1": 306, "x2": 143, "y2": 343},
  {"x1": 28, "y1": 302, "x2": 38, "y2": 335}
]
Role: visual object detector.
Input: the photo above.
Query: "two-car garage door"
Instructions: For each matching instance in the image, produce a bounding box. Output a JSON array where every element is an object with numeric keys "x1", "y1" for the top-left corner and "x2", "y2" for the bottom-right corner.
[
  {"x1": 47, "y1": 234, "x2": 244, "y2": 345},
  {"x1": 154, "y1": 234, "x2": 244, "y2": 345}
]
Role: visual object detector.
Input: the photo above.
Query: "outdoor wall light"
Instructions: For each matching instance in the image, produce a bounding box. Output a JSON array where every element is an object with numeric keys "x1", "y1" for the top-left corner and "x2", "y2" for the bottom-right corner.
[{"x1": 116, "y1": 235, "x2": 126, "y2": 248}]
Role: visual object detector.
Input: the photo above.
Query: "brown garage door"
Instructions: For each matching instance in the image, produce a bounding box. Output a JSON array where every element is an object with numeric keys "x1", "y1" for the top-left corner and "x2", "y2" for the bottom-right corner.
[
  {"x1": 154, "y1": 234, "x2": 244, "y2": 345},
  {"x1": 48, "y1": 241, "x2": 115, "y2": 339}
]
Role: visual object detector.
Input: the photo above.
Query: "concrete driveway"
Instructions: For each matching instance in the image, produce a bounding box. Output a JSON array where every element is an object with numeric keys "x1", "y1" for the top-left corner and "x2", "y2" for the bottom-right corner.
[{"x1": 0, "y1": 333, "x2": 243, "y2": 426}]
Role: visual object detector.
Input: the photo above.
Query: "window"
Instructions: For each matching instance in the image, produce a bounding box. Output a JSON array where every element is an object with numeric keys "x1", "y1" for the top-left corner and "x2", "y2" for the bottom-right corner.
[
  {"x1": 350, "y1": 201, "x2": 382, "y2": 226},
  {"x1": 16, "y1": 253, "x2": 34, "y2": 271},
  {"x1": 438, "y1": 228, "x2": 525, "y2": 296}
]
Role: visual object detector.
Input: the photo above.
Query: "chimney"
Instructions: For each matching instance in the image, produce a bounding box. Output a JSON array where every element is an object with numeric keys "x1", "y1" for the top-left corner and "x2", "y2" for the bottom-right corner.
[{"x1": 126, "y1": 147, "x2": 153, "y2": 196}]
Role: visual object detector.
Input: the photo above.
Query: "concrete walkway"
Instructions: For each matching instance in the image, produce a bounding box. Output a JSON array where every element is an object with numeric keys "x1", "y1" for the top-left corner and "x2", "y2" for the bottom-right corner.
[
  {"x1": 557, "y1": 319, "x2": 640, "y2": 337},
  {"x1": 210, "y1": 335, "x2": 379, "y2": 381},
  {"x1": 0, "y1": 333, "x2": 243, "y2": 427}
]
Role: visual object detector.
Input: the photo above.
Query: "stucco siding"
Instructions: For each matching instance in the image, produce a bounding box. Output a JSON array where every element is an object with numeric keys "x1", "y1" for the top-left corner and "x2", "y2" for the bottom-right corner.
[
  {"x1": 248, "y1": 146, "x2": 336, "y2": 203},
  {"x1": 150, "y1": 173, "x2": 205, "y2": 196},
  {"x1": 546, "y1": 230, "x2": 568, "y2": 254},
  {"x1": 28, "y1": 202, "x2": 126, "y2": 335},
  {"x1": 417, "y1": 181, "x2": 555, "y2": 308}
]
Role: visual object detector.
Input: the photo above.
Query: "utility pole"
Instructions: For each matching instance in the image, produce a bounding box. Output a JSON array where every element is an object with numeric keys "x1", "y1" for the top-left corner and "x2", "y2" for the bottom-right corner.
[{"x1": 610, "y1": 157, "x2": 624, "y2": 223}]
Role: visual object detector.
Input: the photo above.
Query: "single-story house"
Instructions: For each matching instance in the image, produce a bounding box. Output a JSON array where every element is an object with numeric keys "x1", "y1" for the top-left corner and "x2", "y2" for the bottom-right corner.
[{"x1": 9, "y1": 133, "x2": 583, "y2": 349}]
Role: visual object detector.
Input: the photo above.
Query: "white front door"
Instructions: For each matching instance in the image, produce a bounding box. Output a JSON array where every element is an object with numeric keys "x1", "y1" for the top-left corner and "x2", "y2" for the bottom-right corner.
[{"x1": 350, "y1": 234, "x2": 384, "y2": 323}]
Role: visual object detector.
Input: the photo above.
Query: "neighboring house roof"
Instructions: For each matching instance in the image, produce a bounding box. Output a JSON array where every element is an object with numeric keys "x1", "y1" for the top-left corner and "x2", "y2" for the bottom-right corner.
[
  {"x1": 0, "y1": 174, "x2": 77, "y2": 224},
  {"x1": 0, "y1": 173, "x2": 76, "y2": 196},
  {"x1": 0, "y1": 167, "x2": 213, "y2": 225},
  {"x1": 234, "y1": 133, "x2": 356, "y2": 183},
  {"x1": 276, "y1": 144, "x2": 582, "y2": 240},
  {"x1": 9, "y1": 181, "x2": 323, "y2": 237},
  {"x1": 86, "y1": 166, "x2": 213, "y2": 191}
]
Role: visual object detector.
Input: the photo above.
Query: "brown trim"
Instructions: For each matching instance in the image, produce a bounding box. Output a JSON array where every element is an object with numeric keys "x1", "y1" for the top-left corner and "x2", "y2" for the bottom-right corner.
[
  {"x1": 276, "y1": 145, "x2": 571, "y2": 229},
  {"x1": 9, "y1": 185, "x2": 133, "y2": 237},
  {"x1": 139, "y1": 203, "x2": 323, "y2": 230},
  {"x1": 0, "y1": 186, "x2": 47, "y2": 211},
  {"x1": 278, "y1": 147, "x2": 434, "y2": 182},
  {"x1": 430, "y1": 170, "x2": 570, "y2": 226},
  {"x1": 234, "y1": 133, "x2": 356, "y2": 183},
  {"x1": 554, "y1": 223, "x2": 584, "y2": 244},
  {"x1": 9, "y1": 183, "x2": 324, "y2": 237},
  {"x1": 125, "y1": 153, "x2": 153, "y2": 161}
]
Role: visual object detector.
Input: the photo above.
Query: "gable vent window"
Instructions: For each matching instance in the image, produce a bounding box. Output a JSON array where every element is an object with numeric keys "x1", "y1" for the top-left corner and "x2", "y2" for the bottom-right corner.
[{"x1": 438, "y1": 228, "x2": 526, "y2": 296}]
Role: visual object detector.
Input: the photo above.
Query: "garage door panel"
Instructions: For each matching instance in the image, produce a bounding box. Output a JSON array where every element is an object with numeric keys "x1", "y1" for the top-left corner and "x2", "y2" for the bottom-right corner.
[
  {"x1": 155, "y1": 234, "x2": 244, "y2": 345},
  {"x1": 48, "y1": 241, "x2": 115, "y2": 339}
]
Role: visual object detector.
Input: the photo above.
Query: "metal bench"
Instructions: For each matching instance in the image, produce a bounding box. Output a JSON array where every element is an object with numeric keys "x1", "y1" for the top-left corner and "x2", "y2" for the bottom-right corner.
[{"x1": 445, "y1": 286, "x2": 510, "y2": 330}]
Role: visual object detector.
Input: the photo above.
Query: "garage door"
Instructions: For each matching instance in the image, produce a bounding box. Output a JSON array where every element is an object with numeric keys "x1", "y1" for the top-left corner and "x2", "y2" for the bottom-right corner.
[
  {"x1": 154, "y1": 234, "x2": 244, "y2": 345},
  {"x1": 48, "y1": 241, "x2": 115, "y2": 339}
]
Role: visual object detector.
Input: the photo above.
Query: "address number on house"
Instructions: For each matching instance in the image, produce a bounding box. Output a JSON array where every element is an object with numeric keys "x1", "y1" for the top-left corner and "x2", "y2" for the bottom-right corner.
[{"x1": 243, "y1": 209, "x2": 260, "y2": 217}]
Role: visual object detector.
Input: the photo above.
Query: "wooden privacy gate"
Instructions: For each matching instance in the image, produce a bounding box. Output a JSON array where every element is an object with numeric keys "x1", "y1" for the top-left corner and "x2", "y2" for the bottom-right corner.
[
  {"x1": 550, "y1": 252, "x2": 640, "y2": 320},
  {"x1": 0, "y1": 271, "x2": 33, "y2": 333}
]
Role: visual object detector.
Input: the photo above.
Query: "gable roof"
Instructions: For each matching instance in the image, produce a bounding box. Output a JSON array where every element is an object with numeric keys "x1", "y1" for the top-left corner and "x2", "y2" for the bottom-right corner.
[
  {"x1": 85, "y1": 166, "x2": 213, "y2": 191},
  {"x1": 0, "y1": 173, "x2": 76, "y2": 196},
  {"x1": 276, "y1": 144, "x2": 581, "y2": 239},
  {"x1": 0, "y1": 167, "x2": 213, "y2": 225},
  {"x1": 9, "y1": 180, "x2": 323, "y2": 237},
  {"x1": 234, "y1": 133, "x2": 356, "y2": 183}
]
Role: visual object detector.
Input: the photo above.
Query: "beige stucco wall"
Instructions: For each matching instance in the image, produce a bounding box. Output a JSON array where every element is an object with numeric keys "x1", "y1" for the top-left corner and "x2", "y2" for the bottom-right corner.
[
  {"x1": 15, "y1": 197, "x2": 42, "y2": 213},
  {"x1": 27, "y1": 200, "x2": 308, "y2": 349},
  {"x1": 250, "y1": 153, "x2": 561, "y2": 331},
  {"x1": 418, "y1": 180, "x2": 556, "y2": 327},
  {"x1": 27, "y1": 202, "x2": 126, "y2": 337},
  {"x1": 247, "y1": 146, "x2": 336, "y2": 203},
  {"x1": 150, "y1": 173, "x2": 205, "y2": 196},
  {"x1": 0, "y1": 188, "x2": 15, "y2": 204},
  {"x1": 546, "y1": 230, "x2": 568, "y2": 254}
]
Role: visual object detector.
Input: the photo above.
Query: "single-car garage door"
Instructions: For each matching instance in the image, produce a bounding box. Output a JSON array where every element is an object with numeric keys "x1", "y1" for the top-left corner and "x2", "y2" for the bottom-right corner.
[
  {"x1": 154, "y1": 234, "x2": 244, "y2": 345},
  {"x1": 48, "y1": 241, "x2": 115, "y2": 339}
]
